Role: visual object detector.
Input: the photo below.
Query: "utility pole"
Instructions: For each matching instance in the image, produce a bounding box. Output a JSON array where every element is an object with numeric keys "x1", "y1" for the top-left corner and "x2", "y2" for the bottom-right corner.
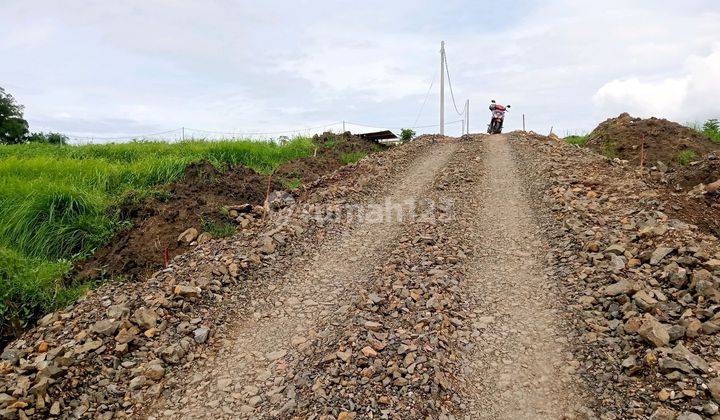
[
  {"x1": 439, "y1": 41, "x2": 445, "y2": 136},
  {"x1": 342, "y1": 121, "x2": 346, "y2": 133},
  {"x1": 465, "y1": 99, "x2": 470, "y2": 134},
  {"x1": 522, "y1": 114, "x2": 526, "y2": 131},
  {"x1": 182, "y1": 127, "x2": 185, "y2": 142}
]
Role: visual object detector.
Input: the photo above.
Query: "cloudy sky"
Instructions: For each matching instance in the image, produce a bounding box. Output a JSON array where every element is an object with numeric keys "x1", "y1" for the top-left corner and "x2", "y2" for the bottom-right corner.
[{"x1": 1, "y1": 0, "x2": 719, "y2": 140}]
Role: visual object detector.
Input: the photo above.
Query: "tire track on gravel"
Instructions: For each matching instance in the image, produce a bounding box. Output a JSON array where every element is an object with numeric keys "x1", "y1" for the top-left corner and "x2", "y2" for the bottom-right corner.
[
  {"x1": 152, "y1": 140, "x2": 459, "y2": 419},
  {"x1": 460, "y1": 134, "x2": 581, "y2": 418}
]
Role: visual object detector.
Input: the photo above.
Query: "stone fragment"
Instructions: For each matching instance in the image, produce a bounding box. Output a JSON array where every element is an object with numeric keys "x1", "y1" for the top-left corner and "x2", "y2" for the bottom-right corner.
[
  {"x1": 133, "y1": 307, "x2": 158, "y2": 330},
  {"x1": 603, "y1": 279, "x2": 633, "y2": 296},
  {"x1": 174, "y1": 284, "x2": 200, "y2": 298},
  {"x1": 91, "y1": 319, "x2": 120, "y2": 336},
  {"x1": 650, "y1": 247, "x2": 674, "y2": 265},
  {"x1": 361, "y1": 346, "x2": 377, "y2": 357},
  {"x1": 637, "y1": 314, "x2": 670, "y2": 347},
  {"x1": 178, "y1": 227, "x2": 199, "y2": 243},
  {"x1": 193, "y1": 327, "x2": 210, "y2": 344}
]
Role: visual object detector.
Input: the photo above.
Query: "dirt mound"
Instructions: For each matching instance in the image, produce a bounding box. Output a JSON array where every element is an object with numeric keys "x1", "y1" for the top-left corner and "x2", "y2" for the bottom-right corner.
[
  {"x1": 586, "y1": 113, "x2": 720, "y2": 169},
  {"x1": 582, "y1": 114, "x2": 720, "y2": 236},
  {"x1": 74, "y1": 162, "x2": 275, "y2": 282},
  {"x1": 74, "y1": 132, "x2": 382, "y2": 282}
]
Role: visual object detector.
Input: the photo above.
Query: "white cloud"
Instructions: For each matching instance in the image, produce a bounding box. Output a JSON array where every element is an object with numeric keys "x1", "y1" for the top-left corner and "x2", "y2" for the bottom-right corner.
[
  {"x1": 593, "y1": 77, "x2": 689, "y2": 117},
  {"x1": 1, "y1": 0, "x2": 719, "y2": 137},
  {"x1": 593, "y1": 46, "x2": 720, "y2": 122}
]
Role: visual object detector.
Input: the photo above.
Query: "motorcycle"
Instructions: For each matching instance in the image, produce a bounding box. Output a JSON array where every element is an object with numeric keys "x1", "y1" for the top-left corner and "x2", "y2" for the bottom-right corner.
[{"x1": 487, "y1": 103, "x2": 511, "y2": 134}]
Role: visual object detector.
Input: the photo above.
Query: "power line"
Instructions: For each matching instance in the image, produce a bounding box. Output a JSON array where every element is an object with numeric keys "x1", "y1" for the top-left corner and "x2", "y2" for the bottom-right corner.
[
  {"x1": 345, "y1": 120, "x2": 463, "y2": 130},
  {"x1": 412, "y1": 71, "x2": 437, "y2": 127},
  {"x1": 69, "y1": 128, "x2": 182, "y2": 141},
  {"x1": 185, "y1": 122, "x2": 340, "y2": 136},
  {"x1": 443, "y1": 51, "x2": 465, "y2": 117}
]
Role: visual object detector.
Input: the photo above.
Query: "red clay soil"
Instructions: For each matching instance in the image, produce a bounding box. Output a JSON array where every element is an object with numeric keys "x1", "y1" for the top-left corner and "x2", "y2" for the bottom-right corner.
[{"x1": 73, "y1": 132, "x2": 383, "y2": 282}]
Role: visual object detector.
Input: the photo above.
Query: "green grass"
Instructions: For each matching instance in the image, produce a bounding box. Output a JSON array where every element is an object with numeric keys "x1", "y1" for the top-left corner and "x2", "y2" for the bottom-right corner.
[
  {"x1": 677, "y1": 150, "x2": 696, "y2": 165},
  {"x1": 201, "y1": 218, "x2": 236, "y2": 239},
  {"x1": 0, "y1": 137, "x2": 315, "y2": 339},
  {"x1": 280, "y1": 176, "x2": 303, "y2": 191},
  {"x1": 341, "y1": 151, "x2": 367, "y2": 165},
  {"x1": 564, "y1": 134, "x2": 588, "y2": 147}
]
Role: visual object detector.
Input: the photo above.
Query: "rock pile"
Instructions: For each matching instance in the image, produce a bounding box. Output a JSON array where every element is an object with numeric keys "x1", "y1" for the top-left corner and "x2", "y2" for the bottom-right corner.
[{"x1": 513, "y1": 131, "x2": 720, "y2": 419}]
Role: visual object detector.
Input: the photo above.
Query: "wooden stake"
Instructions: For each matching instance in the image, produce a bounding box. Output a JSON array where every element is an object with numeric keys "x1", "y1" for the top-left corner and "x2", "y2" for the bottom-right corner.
[
  {"x1": 263, "y1": 171, "x2": 273, "y2": 217},
  {"x1": 639, "y1": 133, "x2": 645, "y2": 169}
]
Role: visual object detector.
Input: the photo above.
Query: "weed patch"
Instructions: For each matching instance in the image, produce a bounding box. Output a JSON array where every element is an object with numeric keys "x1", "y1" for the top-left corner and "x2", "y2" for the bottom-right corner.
[
  {"x1": 341, "y1": 151, "x2": 367, "y2": 165},
  {"x1": 677, "y1": 149, "x2": 696, "y2": 165},
  {"x1": 564, "y1": 134, "x2": 588, "y2": 147}
]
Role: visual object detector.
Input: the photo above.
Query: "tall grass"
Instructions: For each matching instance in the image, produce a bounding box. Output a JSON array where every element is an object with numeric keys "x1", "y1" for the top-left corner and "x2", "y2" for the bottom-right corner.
[{"x1": 0, "y1": 137, "x2": 315, "y2": 338}]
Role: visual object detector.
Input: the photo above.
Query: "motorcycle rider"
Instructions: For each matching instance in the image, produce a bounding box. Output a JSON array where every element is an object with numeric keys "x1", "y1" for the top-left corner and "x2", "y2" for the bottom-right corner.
[
  {"x1": 488, "y1": 99, "x2": 506, "y2": 112},
  {"x1": 488, "y1": 100, "x2": 510, "y2": 134}
]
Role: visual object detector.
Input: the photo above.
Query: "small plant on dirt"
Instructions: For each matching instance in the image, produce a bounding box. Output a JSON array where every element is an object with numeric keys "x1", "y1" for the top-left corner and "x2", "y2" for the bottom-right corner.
[
  {"x1": 201, "y1": 218, "x2": 236, "y2": 238},
  {"x1": 677, "y1": 149, "x2": 697, "y2": 165},
  {"x1": 400, "y1": 128, "x2": 416, "y2": 142},
  {"x1": 601, "y1": 140, "x2": 618, "y2": 159},
  {"x1": 564, "y1": 134, "x2": 588, "y2": 147},
  {"x1": 280, "y1": 176, "x2": 303, "y2": 191},
  {"x1": 323, "y1": 138, "x2": 339, "y2": 149},
  {"x1": 341, "y1": 152, "x2": 367, "y2": 165}
]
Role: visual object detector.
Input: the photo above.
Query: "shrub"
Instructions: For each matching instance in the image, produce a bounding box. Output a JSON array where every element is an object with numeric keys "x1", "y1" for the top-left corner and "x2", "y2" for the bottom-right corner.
[
  {"x1": 27, "y1": 132, "x2": 69, "y2": 145},
  {"x1": 400, "y1": 128, "x2": 416, "y2": 142},
  {"x1": 688, "y1": 119, "x2": 720, "y2": 144},
  {"x1": 703, "y1": 119, "x2": 720, "y2": 144}
]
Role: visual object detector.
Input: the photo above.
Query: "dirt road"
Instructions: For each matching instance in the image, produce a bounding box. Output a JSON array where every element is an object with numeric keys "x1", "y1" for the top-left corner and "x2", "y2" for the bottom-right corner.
[
  {"x1": 147, "y1": 135, "x2": 583, "y2": 419},
  {"x1": 153, "y1": 140, "x2": 459, "y2": 418},
  {"x1": 7, "y1": 130, "x2": 720, "y2": 419}
]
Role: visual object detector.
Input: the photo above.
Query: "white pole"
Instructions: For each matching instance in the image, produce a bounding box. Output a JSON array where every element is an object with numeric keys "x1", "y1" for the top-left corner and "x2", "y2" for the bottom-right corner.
[
  {"x1": 466, "y1": 100, "x2": 470, "y2": 134},
  {"x1": 342, "y1": 121, "x2": 346, "y2": 132},
  {"x1": 440, "y1": 41, "x2": 445, "y2": 136}
]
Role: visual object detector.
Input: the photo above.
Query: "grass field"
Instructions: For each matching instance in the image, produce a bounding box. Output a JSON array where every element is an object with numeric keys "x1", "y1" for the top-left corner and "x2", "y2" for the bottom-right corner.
[{"x1": 0, "y1": 138, "x2": 315, "y2": 338}]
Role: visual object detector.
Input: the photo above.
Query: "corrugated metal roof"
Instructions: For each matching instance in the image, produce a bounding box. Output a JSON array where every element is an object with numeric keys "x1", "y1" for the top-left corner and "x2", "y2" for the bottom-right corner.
[{"x1": 357, "y1": 130, "x2": 398, "y2": 142}]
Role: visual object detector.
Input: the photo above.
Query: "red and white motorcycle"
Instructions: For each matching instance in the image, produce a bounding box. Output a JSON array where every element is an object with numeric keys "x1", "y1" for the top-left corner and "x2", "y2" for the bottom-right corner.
[{"x1": 487, "y1": 101, "x2": 511, "y2": 134}]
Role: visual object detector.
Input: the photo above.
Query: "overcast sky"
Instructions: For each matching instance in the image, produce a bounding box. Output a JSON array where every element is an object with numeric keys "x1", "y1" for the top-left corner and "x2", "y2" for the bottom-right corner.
[{"x1": 1, "y1": 0, "x2": 719, "y2": 140}]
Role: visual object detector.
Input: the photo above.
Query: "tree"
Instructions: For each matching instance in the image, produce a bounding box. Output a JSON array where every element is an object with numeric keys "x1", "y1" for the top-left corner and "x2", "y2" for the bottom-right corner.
[
  {"x1": 0, "y1": 87, "x2": 29, "y2": 144},
  {"x1": 400, "y1": 128, "x2": 416, "y2": 142}
]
